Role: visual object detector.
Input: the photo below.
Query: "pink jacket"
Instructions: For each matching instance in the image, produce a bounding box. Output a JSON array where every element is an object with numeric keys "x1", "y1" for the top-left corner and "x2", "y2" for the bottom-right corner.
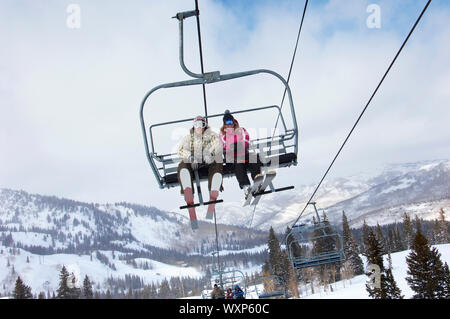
[{"x1": 219, "y1": 127, "x2": 250, "y2": 161}]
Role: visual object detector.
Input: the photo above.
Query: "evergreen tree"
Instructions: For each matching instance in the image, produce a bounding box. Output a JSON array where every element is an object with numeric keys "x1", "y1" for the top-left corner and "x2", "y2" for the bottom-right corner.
[
  {"x1": 56, "y1": 266, "x2": 80, "y2": 299},
  {"x1": 405, "y1": 231, "x2": 447, "y2": 299},
  {"x1": 414, "y1": 215, "x2": 423, "y2": 235},
  {"x1": 384, "y1": 267, "x2": 403, "y2": 299},
  {"x1": 438, "y1": 209, "x2": 449, "y2": 244},
  {"x1": 384, "y1": 254, "x2": 403, "y2": 299},
  {"x1": 432, "y1": 219, "x2": 442, "y2": 245},
  {"x1": 160, "y1": 278, "x2": 173, "y2": 299},
  {"x1": 56, "y1": 266, "x2": 71, "y2": 299},
  {"x1": 375, "y1": 223, "x2": 387, "y2": 253},
  {"x1": 126, "y1": 287, "x2": 133, "y2": 299},
  {"x1": 13, "y1": 276, "x2": 33, "y2": 299},
  {"x1": 403, "y1": 212, "x2": 413, "y2": 249},
  {"x1": 268, "y1": 227, "x2": 285, "y2": 281},
  {"x1": 364, "y1": 230, "x2": 387, "y2": 299},
  {"x1": 342, "y1": 212, "x2": 364, "y2": 276},
  {"x1": 268, "y1": 226, "x2": 297, "y2": 294},
  {"x1": 82, "y1": 275, "x2": 93, "y2": 299},
  {"x1": 361, "y1": 220, "x2": 370, "y2": 253},
  {"x1": 393, "y1": 224, "x2": 404, "y2": 252}
]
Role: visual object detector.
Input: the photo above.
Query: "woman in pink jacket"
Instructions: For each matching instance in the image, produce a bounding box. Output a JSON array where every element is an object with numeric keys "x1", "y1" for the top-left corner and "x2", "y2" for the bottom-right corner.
[{"x1": 219, "y1": 110, "x2": 262, "y2": 197}]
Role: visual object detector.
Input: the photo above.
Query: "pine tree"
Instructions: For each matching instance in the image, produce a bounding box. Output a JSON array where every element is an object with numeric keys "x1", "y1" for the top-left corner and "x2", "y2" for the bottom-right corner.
[
  {"x1": 56, "y1": 266, "x2": 71, "y2": 299},
  {"x1": 394, "y1": 224, "x2": 405, "y2": 252},
  {"x1": 384, "y1": 254, "x2": 403, "y2": 299},
  {"x1": 414, "y1": 215, "x2": 423, "y2": 235},
  {"x1": 56, "y1": 266, "x2": 80, "y2": 299},
  {"x1": 432, "y1": 219, "x2": 441, "y2": 245},
  {"x1": 375, "y1": 223, "x2": 387, "y2": 254},
  {"x1": 438, "y1": 209, "x2": 449, "y2": 244},
  {"x1": 361, "y1": 220, "x2": 370, "y2": 253},
  {"x1": 268, "y1": 227, "x2": 285, "y2": 281},
  {"x1": 342, "y1": 211, "x2": 364, "y2": 276},
  {"x1": 82, "y1": 275, "x2": 93, "y2": 299},
  {"x1": 405, "y1": 231, "x2": 447, "y2": 299},
  {"x1": 159, "y1": 278, "x2": 173, "y2": 299},
  {"x1": 268, "y1": 226, "x2": 297, "y2": 295},
  {"x1": 13, "y1": 276, "x2": 33, "y2": 299},
  {"x1": 364, "y1": 230, "x2": 387, "y2": 299},
  {"x1": 403, "y1": 212, "x2": 413, "y2": 249},
  {"x1": 384, "y1": 267, "x2": 403, "y2": 299}
]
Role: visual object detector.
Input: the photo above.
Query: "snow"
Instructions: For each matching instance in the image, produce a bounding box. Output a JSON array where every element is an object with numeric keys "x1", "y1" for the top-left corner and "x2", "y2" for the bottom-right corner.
[
  {"x1": 204, "y1": 245, "x2": 268, "y2": 257},
  {"x1": 379, "y1": 177, "x2": 416, "y2": 195},
  {"x1": 301, "y1": 243, "x2": 450, "y2": 299},
  {"x1": 189, "y1": 244, "x2": 450, "y2": 299},
  {"x1": 0, "y1": 244, "x2": 203, "y2": 296}
]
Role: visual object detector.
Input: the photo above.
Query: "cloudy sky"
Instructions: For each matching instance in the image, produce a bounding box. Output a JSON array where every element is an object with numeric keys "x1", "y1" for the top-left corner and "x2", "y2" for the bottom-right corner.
[{"x1": 1, "y1": 0, "x2": 449, "y2": 213}]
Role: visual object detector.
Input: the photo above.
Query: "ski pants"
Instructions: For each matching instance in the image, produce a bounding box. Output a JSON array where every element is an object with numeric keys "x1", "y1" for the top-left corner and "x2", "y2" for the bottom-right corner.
[
  {"x1": 230, "y1": 155, "x2": 263, "y2": 189},
  {"x1": 177, "y1": 161, "x2": 223, "y2": 195}
]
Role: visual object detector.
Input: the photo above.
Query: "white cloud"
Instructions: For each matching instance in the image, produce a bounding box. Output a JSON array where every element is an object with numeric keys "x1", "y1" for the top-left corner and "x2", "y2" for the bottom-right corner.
[{"x1": 0, "y1": 0, "x2": 449, "y2": 212}]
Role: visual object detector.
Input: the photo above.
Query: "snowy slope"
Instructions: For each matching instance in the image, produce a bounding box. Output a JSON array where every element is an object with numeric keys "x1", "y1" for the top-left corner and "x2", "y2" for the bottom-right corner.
[
  {"x1": 0, "y1": 244, "x2": 202, "y2": 296},
  {"x1": 196, "y1": 243, "x2": 450, "y2": 299},
  {"x1": 301, "y1": 243, "x2": 450, "y2": 299}
]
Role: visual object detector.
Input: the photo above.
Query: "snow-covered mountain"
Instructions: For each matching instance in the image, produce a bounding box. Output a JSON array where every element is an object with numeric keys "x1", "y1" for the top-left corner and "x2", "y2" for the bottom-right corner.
[
  {"x1": 0, "y1": 189, "x2": 268, "y2": 296},
  {"x1": 213, "y1": 160, "x2": 450, "y2": 231},
  {"x1": 320, "y1": 161, "x2": 450, "y2": 228},
  {"x1": 0, "y1": 188, "x2": 268, "y2": 255}
]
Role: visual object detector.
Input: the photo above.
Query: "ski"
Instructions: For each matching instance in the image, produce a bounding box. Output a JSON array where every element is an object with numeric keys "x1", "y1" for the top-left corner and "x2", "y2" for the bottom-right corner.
[
  {"x1": 189, "y1": 209, "x2": 199, "y2": 230},
  {"x1": 205, "y1": 190, "x2": 219, "y2": 220},
  {"x1": 251, "y1": 171, "x2": 277, "y2": 206},
  {"x1": 243, "y1": 174, "x2": 264, "y2": 207}
]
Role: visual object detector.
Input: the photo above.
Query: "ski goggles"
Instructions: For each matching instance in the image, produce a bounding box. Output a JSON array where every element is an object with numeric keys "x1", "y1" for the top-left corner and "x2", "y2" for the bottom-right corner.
[
  {"x1": 193, "y1": 120, "x2": 206, "y2": 128},
  {"x1": 224, "y1": 120, "x2": 234, "y2": 125}
]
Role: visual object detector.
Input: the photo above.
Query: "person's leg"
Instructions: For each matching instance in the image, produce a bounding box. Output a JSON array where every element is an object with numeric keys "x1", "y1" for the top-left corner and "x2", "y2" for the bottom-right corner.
[
  {"x1": 234, "y1": 163, "x2": 251, "y2": 189},
  {"x1": 207, "y1": 162, "x2": 223, "y2": 215},
  {"x1": 247, "y1": 155, "x2": 263, "y2": 181},
  {"x1": 177, "y1": 162, "x2": 198, "y2": 230}
]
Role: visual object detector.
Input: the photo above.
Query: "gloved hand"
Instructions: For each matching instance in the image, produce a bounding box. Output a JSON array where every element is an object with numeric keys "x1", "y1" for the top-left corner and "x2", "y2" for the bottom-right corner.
[{"x1": 191, "y1": 162, "x2": 199, "y2": 170}]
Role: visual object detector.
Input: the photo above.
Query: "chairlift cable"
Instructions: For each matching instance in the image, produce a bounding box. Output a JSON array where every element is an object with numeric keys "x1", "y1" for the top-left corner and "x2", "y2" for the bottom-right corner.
[
  {"x1": 195, "y1": 0, "x2": 221, "y2": 275},
  {"x1": 195, "y1": 0, "x2": 209, "y2": 123},
  {"x1": 252, "y1": 0, "x2": 308, "y2": 230},
  {"x1": 272, "y1": 0, "x2": 308, "y2": 137},
  {"x1": 287, "y1": 0, "x2": 432, "y2": 232}
]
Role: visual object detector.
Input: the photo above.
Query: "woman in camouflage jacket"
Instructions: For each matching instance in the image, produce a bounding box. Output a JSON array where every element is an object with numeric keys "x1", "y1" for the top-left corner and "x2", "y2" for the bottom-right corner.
[{"x1": 177, "y1": 116, "x2": 223, "y2": 230}]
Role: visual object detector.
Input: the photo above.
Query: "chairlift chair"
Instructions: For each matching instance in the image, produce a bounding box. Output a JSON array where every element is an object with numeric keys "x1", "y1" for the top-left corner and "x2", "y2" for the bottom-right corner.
[
  {"x1": 210, "y1": 269, "x2": 246, "y2": 296},
  {"x1": 139, "y1": 8, "x2": 299, "y2": 209},
  {"x1": 254, "y1": 275, "x2": 287, "y2": 299},
  {"x1": 286, "y1": 202, "x2": 344, "y2": 269}
]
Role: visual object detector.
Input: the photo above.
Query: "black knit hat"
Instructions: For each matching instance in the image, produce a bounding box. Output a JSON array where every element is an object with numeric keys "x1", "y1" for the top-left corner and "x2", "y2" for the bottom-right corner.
[{"x1": 223, "y1": 110, "x2": 234, "y2": 124}]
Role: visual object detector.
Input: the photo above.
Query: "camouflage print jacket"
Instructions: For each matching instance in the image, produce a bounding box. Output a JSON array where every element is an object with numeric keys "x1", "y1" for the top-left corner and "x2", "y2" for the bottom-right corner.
[{"x1": 177, "y1": 128, "x2": 223, "y2": 164}]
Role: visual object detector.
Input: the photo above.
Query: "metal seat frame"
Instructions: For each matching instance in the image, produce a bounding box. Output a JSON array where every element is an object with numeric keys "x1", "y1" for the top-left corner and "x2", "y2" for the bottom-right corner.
[
  {"x1": 139, "y1": 9, "x2": 299, "y2": 193},
  {"x1": 253, "y1": 275, "x2": 287, "y2": 299},
  {"x1": 286, "y1": 202, "x2": 345, "y2": 269}
]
